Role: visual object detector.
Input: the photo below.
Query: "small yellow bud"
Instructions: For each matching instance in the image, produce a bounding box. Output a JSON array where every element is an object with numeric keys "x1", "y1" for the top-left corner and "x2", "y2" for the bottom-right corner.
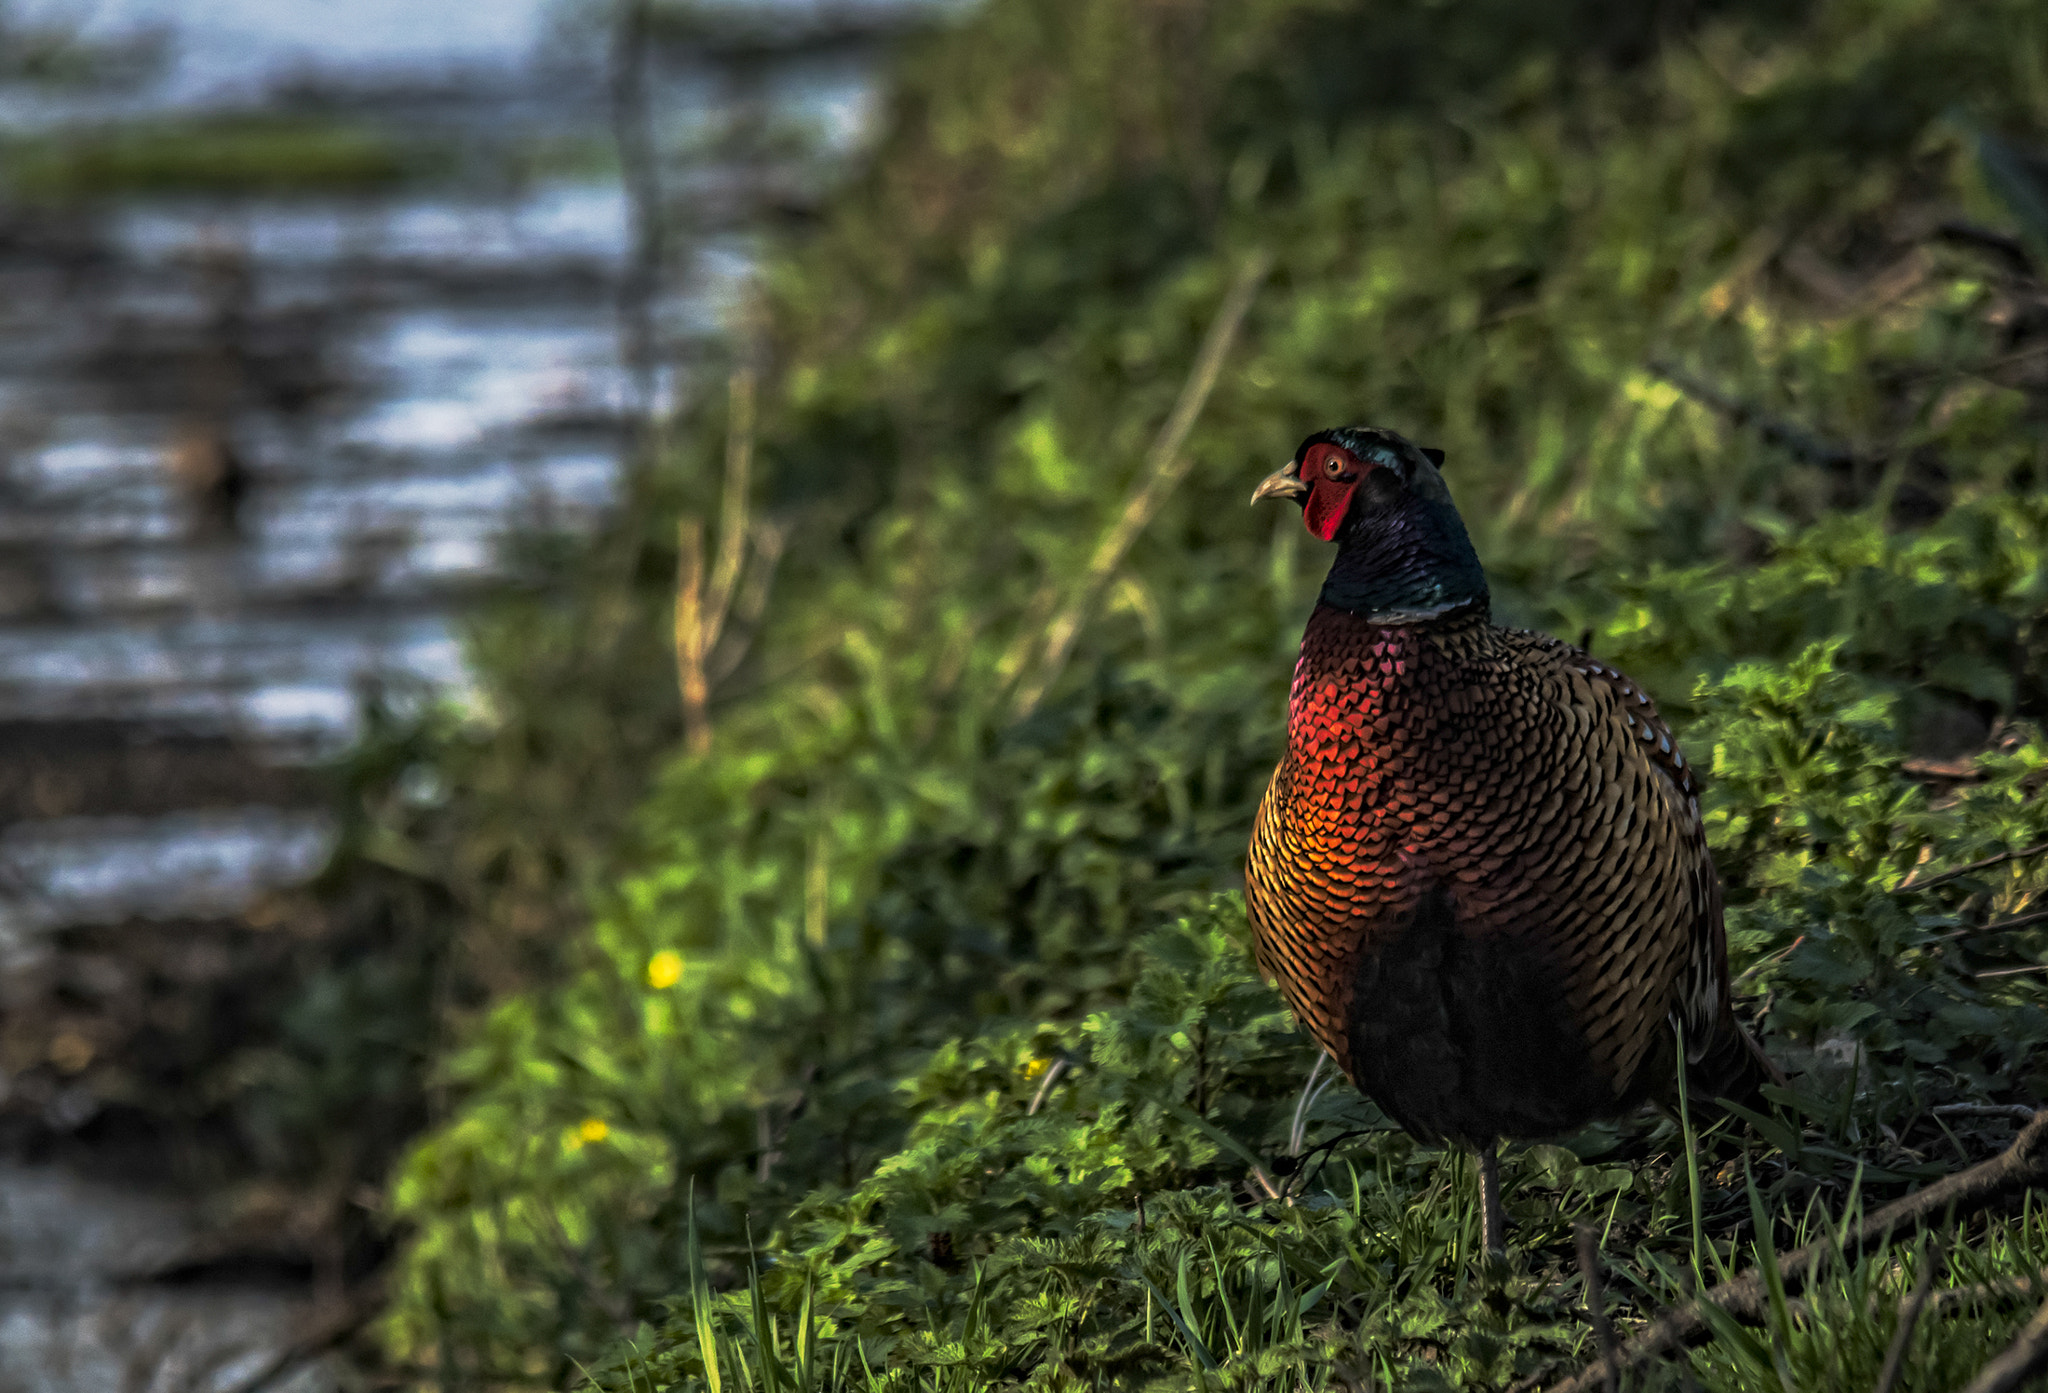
[
  {"x1": 1022, "y1": 1057, "x2": 1050, "y2": 1080},
  {"x1": 579, "y1": 1118, "x2": 610, "y2": 1144},
  {"x1": 646, "y1": 950, "x2": 683, "y2": 989}
]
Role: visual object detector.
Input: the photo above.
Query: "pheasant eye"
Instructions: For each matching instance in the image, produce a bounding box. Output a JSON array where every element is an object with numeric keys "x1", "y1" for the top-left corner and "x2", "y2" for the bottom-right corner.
[{"x1": 1322, "y1": 454, "x2": 1347, "y2": 479}]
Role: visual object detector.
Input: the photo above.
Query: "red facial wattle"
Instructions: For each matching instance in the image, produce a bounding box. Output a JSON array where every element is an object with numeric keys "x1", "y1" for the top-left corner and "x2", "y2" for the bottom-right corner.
[{"x1": 1300, "y1": 444, "x2": 1365, "y2": 542}]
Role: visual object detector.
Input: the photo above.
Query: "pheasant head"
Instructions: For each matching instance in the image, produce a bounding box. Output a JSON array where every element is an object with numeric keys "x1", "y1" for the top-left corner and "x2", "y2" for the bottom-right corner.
[{"x1": 1251, "y1": 425, "x2": 1489, "y2": 622}]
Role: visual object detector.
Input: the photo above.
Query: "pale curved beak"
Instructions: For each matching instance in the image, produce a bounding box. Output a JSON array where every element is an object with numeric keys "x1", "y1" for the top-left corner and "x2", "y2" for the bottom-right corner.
[{"x1": 1250, "y1": 463, "x2": 1308, "y2": 505}]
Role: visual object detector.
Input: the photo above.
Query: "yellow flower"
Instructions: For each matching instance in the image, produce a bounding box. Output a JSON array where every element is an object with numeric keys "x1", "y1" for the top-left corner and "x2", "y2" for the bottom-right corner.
[
  {"x1": 579, "y1": 1118, "x2": 610, "y2": 1145},
  {"x1": 1022, "y1": 1056, "x2": 1050, "y2": 1080},
  {"x1": 646, "y1": 950, "x2": 683, "y2": 989}
]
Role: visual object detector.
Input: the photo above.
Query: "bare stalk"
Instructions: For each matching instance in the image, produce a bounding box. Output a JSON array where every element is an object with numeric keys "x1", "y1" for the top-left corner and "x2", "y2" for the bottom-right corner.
[
  {"x1": 673, "y1": 371, "x2": 768, "y2": 752},
  {"x1": 1647, "y1": 358, "x2": 1864, "y2": 472},
  {"x1": 675, "y1": 516, "x2": 710, "y2": 754},
  {"x1": 1873, "y1": 1241, "x2": 1942, "y2": 1393},
  {"x1": 1960, "y1": 1289, "x2": 2048, "y2": 1393},
  {"x1": 704, "y1": 367, "x2": 757, "y2": 654},
  {"x1": 709, "y1": 518, "x2": 790, "y2": 685},
  {"x1": 1574, "y1": 1224, "x2": 1620, "y2": 1393},
  {"x1": 1007, "y1": 248, "x2": 1273, "y2": 718},
  {"x1": 1900, "y1": 839, "x2": 2048, "y2": 891},
  {"x1": 1549, "y1": 1112, "x2": 2048, "y2": 1393}
]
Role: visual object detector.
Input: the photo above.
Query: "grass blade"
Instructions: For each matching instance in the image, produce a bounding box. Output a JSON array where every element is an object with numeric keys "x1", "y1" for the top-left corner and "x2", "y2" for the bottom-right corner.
[{"x1": 686, "y1": 1184, "x2": 724, "y2": 1393}]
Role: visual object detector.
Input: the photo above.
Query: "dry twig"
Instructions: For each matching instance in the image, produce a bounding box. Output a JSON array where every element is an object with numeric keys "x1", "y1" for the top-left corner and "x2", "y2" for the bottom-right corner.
[
  {"x1": 1548, "y1": 1113, "x2": 2048, "y2": 1393},
  {"x1": 705, "y1": 367, "x2": 757, "y2": 654},
  {"x1": 674, "y1": 370, "x2": 764, "y2": 753},
  {"x1": 1960, "y1": 1289, "x2": 2048, "y2": 1393},
  {"x1": 1006, "y1": 249, "x2": 1273, "y2": 717},
  {"x1": 1930, "y1": 1271, "x2": 2047, "y2": 1318},
  {"x1": 1938, "y1": 909, "x2": 2048, "y2": 944},
  {"x1": 675, "y1": 515, "x2": 710, "y2": 753},
  {"x1": 1026, "y1": 1057, "x2": 1070, "y2": 1116},
  {"x1": 1647, "y1": 359, "x2": 1864, "y2": 471},
  {"x1": 1873, "y1": 1241, "x2": 1942, "y2": 1393},
  {"x1": 1901, "y1": 840, "x2": 2048, "y2": 892},
  {"x1": 1933, "y1": 1104, "x2": 2042, "y2": 1123},
  {"x1": 1575, "y1": 1225, "x2": 1620, "y2": 1393}
]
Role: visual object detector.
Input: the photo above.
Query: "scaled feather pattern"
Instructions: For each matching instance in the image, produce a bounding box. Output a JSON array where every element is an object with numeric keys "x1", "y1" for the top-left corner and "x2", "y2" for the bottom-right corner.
[{"x1": 1244, "y1": 426, "x2": 1763, "y2": 1148}]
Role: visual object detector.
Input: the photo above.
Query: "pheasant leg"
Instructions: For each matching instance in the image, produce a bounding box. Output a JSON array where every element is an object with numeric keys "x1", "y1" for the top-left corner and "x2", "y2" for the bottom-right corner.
[{"x1": 1478, "y1": 1145, "x2": 1505, "y2": 1256}]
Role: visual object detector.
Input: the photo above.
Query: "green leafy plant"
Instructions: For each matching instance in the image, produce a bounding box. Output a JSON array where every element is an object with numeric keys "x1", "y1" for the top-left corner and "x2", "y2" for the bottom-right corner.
[{"x1": 356, "y1": 0, "x2": 2048, "y2": 1384}]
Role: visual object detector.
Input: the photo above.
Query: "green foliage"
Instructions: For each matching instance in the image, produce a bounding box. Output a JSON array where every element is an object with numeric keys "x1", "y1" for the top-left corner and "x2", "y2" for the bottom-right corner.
[
  {"x1": 569, "y1": 895, "x2": 2048, "y2": 1391},
  {"x1": 359, "y1": 0, "x2": 2048, "y2": 1384}
]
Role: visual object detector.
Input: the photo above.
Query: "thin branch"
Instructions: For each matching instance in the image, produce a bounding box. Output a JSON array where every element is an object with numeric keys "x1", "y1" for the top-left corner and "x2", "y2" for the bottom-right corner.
[
  {"x1": 1931, "y1": 220, "x2": 2038, "y2": 279},
  {"x1": 708, "y1": 517, "x2": 789, "y2": 685},
  {"x1": 1026, "y1": 1057, "x2": 1071, "y2": 1116},
  {"x1": 1937, "y1": 908, "x2": 2048, "y2": 943},
  {"x1": 1902, "y1": 841, "x2": 2048, "y2": 892},
  {"x1": 1647, "y1": 359, "x2": 1864, "y2": 471},
  {"x1": 1930, "y1": 1272, "x2": 2048, "y2": 1318},
  {"x1": 1873, "y1": 1241, "x2": 1942, "y2": 1393},
  {"x1": 1733, "y1": 934, "x2": 1805, "y2": 988},
  {"x1": 1933, "y1": 1104, "x2": 2042, "y2": 1123},
  {"x1": 703, "y1": 367, "x2": 757, "y2": 655},
  {"x1": 1960, "y1": 1289, "x2": 2048, "y2": 1393},
  {"x1": 1574, "y1": 1225, "x2": 1620, "y2": 1393},
  {"x1": 1247, "y1": 1164, "x2": 1284, "y2": 1203},
  {"x1": 1008, "y1": 248, "x2": 1273, "y2": 718},
  {"x1": 675, "y1": 516, "x2": 710, "y2": 755},
  {"x1": 673, "y1": 373, "x2": 764, "y2": 753},
  {"x1": 1548, "y1": 1112, "x2": 2048, "y2": 1393}
]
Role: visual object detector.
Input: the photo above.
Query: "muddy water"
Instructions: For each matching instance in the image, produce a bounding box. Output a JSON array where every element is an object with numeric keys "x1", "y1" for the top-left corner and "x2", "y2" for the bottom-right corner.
[{"x1": 0, "y1": 5, "x2": 924, "y2": 1386}]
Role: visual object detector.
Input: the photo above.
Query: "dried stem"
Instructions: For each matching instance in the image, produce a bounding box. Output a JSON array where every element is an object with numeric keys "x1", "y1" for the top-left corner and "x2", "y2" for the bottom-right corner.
[
  {"x1": 1647, "y1": 358, "x2": 1864, "y2": 471},
  {"x1": 709, "y1": 518, "x2": 789, "y2": 685},
  {"x1": 675, "y1": 516, "x2": 710, "y2": 754},
  {"x1": 1933, "y1": 1104, "x2": 2042, "y2": 1123},
  {"x1": 1549, "y1": 1112, "x2": 2048, "y2": 1393},
  {"x1": 1574, "y1": 1224, "x2": 1620, "y2": 1393},
  {"x1": 1929, "y1": 1272, "x2": 2048, "y2": 1317},
  {"x1": 1900, "y1": 839, "x2": 2048, "y2": 892},
  {"x1": 1939, "y1": 908, "x2": 2048, "y2": 943},
  {"x1": 1026, "y1": 1057, "x2": 1070, "y2": 1116},
  {"x1": 704, "y1": 367, "x2": 756, "y2": 654},
  {"x1": 673, "y1": 372, "x2": 767, "y2": 752},
  {"x1": 1960, "y1": 1289, "x2": 2048, "y2": 1393},
  {"x1": 1478, "y1": 1146, "x2": 1505, "y2": 1258},
  {"x1": 1007, "y1": 248, "x2": 1273, "y2": 718},
  {"x1": 1873, "y1": 1241, "x2": 1942, "y2": 1393}
]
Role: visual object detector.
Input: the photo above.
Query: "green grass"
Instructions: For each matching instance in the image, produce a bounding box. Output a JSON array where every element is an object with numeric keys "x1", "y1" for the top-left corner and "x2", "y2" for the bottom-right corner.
[
  {"x1": 568, "y1": 906, "x2": 2048, "y2": 1391},
  {"x1": 313, "y1": 0, "x2": 2048, "y2": 1385}
]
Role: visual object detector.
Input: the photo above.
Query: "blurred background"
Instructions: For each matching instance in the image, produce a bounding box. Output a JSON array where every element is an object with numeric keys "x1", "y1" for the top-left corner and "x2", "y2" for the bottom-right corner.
[
  {"x1": 1, "y1": 0, "x2": 2046, "y2": 1390},
  {"x1": 0, "y1": 1, "x2": 936, "y2": 1386}
]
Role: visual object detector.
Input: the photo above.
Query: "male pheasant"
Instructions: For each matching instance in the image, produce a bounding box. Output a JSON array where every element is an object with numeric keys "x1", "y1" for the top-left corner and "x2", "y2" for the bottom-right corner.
[{"x1": 1244, "y1": 425, "x2": 1770, "y2": 1253}]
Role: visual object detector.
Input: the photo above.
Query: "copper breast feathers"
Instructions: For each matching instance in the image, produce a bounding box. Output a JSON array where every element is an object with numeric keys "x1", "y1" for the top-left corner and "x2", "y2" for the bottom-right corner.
[{"x1": 1244, "y1": 606, "x2": 1724, "y2": 1143}]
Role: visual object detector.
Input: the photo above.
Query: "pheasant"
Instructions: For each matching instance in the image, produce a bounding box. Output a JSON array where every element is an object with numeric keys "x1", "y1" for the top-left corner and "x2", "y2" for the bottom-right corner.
[{"x1": 1245, "y1": 425, "x2": 1771, "y2": 1253}]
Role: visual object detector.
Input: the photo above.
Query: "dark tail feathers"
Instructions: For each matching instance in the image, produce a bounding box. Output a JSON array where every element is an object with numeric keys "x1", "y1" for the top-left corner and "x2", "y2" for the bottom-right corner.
[{"x1": 1687, "y1": 1011, "x2": 1785, "y2": 1115}]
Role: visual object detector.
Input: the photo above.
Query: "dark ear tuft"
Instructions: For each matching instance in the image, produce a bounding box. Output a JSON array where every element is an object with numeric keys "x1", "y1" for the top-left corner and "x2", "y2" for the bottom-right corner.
[{"x1": 1421, "y1": 447, "x2": 1446, "y2": 467}]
